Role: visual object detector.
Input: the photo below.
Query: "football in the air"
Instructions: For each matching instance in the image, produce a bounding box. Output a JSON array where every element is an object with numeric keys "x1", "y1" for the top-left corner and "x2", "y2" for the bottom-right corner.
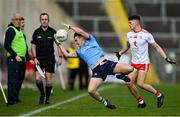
[{"x1": 54, "y1": 29, "x2": 68, "y2": 42}]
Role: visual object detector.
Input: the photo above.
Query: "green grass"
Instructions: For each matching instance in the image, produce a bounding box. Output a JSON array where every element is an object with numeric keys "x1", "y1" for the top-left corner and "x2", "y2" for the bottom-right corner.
[{"x1": 0, "y1": 83, "x2": 180, "y2": 116}]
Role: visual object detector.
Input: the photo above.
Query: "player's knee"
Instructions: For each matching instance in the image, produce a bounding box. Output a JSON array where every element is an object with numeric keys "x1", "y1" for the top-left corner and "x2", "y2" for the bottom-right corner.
[
  {"x1": 124, "y1": 66, "x2": 134, "y2": 75},
  {"x1": 46, "y1": 83, "x2": 53, "y2": 87},
  {"x1": 46, "y1": 80, "x2": 53, "y2": 87},
  {"x1": 36, "y1": 79, "x2": 42, "y2": 84},
  {"x1": 88, "y1": 88, "x2": 96, "y2": 96},
  {"x1": 128, "y1": 66, "x2": 134, "y2": 74},
  {"x1": 35, "y1": 76, "x2": 42, "y2": 81},
  {"x1": 137, "y1": 82, "x2": 144, "y2": 88}
]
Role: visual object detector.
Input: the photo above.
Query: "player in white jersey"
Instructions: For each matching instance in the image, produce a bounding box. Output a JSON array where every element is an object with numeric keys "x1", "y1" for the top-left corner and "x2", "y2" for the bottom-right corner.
[
  {"x1": 116, "y1": 15, "x2": 176, "y2": 108},
  {"x1": 127, "y1": 28, "x2": 155, "y2": 64}
]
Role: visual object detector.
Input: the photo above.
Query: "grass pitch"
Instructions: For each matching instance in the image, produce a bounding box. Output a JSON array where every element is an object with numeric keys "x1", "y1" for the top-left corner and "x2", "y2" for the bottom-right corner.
[{"x1": 0, "y1": 83, "x2": 180, "y2": 116}]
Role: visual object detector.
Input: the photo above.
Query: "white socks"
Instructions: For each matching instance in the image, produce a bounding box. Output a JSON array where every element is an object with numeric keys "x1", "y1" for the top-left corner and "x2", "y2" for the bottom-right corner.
[{"x1": 100, "y1": 98, "x2": 108, "y2": 106}]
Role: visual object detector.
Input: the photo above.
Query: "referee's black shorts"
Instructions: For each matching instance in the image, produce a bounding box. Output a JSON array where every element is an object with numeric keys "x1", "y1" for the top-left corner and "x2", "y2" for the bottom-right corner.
[{"x1": 35, "y1": 56, "x2": 55, "y2": 73}]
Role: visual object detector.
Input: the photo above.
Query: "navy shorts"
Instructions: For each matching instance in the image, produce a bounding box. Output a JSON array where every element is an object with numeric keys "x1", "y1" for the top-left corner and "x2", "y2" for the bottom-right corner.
[{"x1": 92, "y1": 60, "x2": 117, "y2": 80}]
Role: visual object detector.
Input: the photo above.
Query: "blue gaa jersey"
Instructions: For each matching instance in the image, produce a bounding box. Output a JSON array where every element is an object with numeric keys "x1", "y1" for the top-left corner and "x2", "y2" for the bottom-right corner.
[{"x1": 76, "y1": 34, "x2": 104, "y2": 69}]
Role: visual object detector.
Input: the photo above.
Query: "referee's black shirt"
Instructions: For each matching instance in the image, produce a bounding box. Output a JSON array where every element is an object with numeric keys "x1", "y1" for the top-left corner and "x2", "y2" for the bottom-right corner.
[{"x1": 31, "y1": 26, "x2": 56, "y2": 58}]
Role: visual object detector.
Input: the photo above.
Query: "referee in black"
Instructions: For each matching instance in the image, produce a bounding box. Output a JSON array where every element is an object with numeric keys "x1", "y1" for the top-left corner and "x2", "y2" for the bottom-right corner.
[{"x1": 31, "y1": 13, "x2": 62, "y2": 105}]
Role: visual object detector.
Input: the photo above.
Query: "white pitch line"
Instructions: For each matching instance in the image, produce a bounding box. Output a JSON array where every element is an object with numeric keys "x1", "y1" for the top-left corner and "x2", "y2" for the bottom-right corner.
[{"x1": 19, "y1": 84, "x2": 117, "y2": 117}]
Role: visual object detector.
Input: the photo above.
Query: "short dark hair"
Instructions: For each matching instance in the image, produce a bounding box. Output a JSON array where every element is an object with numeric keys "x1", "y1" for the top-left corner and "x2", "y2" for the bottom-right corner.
[
  {"x1": 39, "y1": 12, "x2": 49, "y2": 21},
  {"x1": 74, "y1": 32, "x2": 82, "y2": 38},
  {"x1": 128, "y1": 15, "x2": 141, "y2": 21}
]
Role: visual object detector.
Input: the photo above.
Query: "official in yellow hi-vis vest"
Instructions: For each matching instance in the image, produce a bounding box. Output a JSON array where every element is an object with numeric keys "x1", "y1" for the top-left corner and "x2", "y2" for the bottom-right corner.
[
  {"x1": 4, "y1": 14, "x2": 33, "y2": 106},
  {"x1": 66, "y1": 46, "x2": 79, "y2": 69},
  {"x1": 66, "y1": 41, "x2": 80, "y2": 91}
]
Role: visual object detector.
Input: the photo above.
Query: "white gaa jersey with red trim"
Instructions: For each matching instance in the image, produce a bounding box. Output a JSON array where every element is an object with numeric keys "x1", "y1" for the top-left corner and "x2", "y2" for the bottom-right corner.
[{"x1": 127, "y1": 29, "x2": 155, "y2": 64}]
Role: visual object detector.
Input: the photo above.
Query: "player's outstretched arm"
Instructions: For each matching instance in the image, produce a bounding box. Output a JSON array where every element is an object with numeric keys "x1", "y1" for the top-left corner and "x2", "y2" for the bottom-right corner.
[
  {"x1": 71, "y1": 27, "x2": 89, "y2": 39},
  {"x1": 115, "y1": 42, "x2": 130, "y2": 60},
  {"x1": 151, "y1": 42, "x2": 176, "y2": 64},
  {"x1": 61, "y1": 23, "x2": 89, "y2": 39},
  {"x1": 58, "y1": 44, "x2": 77, "y2": 58}
]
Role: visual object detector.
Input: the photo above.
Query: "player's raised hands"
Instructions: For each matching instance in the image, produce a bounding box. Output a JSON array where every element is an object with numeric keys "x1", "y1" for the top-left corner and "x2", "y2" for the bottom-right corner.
[{"x1": 61, "y1": 23, "x2": 71, "y2": 30}]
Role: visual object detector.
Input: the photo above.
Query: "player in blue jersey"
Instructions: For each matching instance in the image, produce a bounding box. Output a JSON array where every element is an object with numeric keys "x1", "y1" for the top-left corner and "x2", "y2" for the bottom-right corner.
[{"x1": 58, "y1": 25, "x2": 134, "y2": 109}]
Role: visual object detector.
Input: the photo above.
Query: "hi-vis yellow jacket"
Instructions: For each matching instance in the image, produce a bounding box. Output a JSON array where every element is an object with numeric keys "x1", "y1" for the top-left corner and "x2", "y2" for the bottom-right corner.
[{"x1": 66, "y1": 47, "x2": 79, "y2": 69}]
